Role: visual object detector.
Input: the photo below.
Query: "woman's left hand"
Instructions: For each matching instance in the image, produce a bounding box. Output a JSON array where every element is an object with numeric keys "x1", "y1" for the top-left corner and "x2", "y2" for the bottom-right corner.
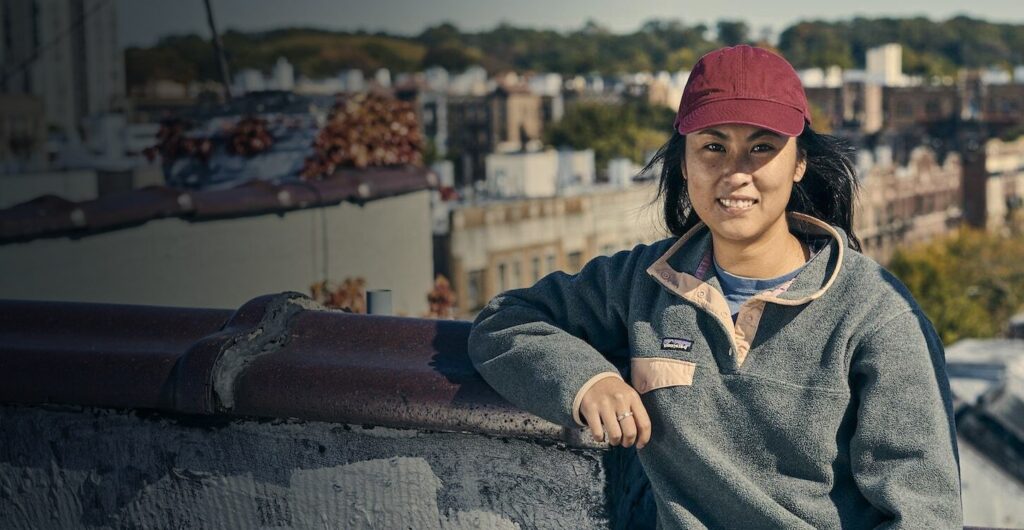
[{"x1": 579, "y1": 376, "x2": 653, "y2": 449}]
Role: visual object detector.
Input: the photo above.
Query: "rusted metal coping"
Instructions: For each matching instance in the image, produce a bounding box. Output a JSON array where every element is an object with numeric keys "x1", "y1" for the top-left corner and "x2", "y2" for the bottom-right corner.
[
  {"x1": 0, "y1": 166, "x2": 438, "y2": 243},
  {"x1": 0, "y1": 299, "x2": 232, "y2": 409},
  {"x1": 0, "y1": 293, "x2": 590, "y2": 446}
]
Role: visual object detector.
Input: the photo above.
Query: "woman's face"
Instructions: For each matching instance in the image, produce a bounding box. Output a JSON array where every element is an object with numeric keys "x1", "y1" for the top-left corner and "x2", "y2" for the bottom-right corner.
[{"x1": 683, "y1": 123, "x2": 806, "y2": 246}]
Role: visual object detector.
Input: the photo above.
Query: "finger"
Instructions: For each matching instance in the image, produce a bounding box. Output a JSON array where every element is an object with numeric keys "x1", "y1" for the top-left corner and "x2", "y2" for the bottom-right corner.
[
  {"x1": 619, "y1": 413, "x2": 638, "y2": 448},
  {"x1": 632, "y1": 399, "x2": 653, "y2": 449},
  {"x1": 582, "y1": 404, "x2": 604, "y2": 443},
  {"x1": 600, "y1": 407, "x2": 623, "y2": 445}
]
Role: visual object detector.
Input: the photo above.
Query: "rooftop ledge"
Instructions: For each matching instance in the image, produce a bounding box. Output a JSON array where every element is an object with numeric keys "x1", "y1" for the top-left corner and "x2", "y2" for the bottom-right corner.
[
  {"x1": 0, "y1": 293, "x2": 596, "y2": 448},
  {"x1": 0, "y1": 295, "x2": 1007, "y2": 529},
  {"x1": 0, "y1": 165, "x2": 437, "y2": 244}
]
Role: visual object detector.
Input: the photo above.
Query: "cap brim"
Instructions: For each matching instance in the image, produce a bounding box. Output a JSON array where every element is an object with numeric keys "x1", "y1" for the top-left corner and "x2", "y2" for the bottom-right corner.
[{"x1": 675, "y1": 98, "x2": 806, "y2": 137}]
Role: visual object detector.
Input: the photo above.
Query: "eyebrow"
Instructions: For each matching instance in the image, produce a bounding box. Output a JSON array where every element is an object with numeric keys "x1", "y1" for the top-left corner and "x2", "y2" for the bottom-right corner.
[{"x1": 696, "y1": 128, "x2": 783, "y2": 141}]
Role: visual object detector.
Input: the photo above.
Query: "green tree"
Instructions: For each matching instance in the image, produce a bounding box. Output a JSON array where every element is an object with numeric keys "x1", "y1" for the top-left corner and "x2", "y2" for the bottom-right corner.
[
  {"x1": 544, "y1": 100, "x2": 674, "y2": 170},
  {"x1": 777, "y1": 21, "x2": 854, "y2": 69},
  {"x1": 807, "y1": 102, "x2": 833, "y2": 134},
  {"x1": 665, "y1": 48, "x2": 698, "y2": 71},
  {"x1": 417, "y1": 22, "x2": 464, "y2": 48},
  {"x1": 716, "y1": 20, "x2": 750, "y2": 46},
  {"x1": 421, "y1": 44, "x2": 483, "y2": 71},
  {"x1": 123, "y1": 18, "x2": 1024, "y2": 91},
  {"x1": 888, "y1": 229, "x2": 1024, "y2": 344}
]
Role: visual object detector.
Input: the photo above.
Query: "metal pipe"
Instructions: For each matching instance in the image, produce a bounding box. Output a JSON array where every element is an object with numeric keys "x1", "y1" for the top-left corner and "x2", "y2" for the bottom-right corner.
[{"x1": 366, "y1": 289, "x2": 392, "y2": 315}]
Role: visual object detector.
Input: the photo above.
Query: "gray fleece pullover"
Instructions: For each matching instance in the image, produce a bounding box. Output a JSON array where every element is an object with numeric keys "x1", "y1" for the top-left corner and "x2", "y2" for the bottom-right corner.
[{"x1": 467, "y1": 212, "x2": 962, "y2": 529}]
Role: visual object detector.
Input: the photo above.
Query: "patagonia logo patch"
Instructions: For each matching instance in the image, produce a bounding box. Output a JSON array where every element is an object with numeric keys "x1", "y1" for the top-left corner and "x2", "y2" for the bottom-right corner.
[{"x1": 661, "y1": 338, "x2": 693, "y2": 351}]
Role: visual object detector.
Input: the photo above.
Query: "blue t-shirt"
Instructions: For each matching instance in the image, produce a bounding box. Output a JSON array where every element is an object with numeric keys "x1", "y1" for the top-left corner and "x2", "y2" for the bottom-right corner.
[{"x1": 713, "y1": 238, "x2": 827, "y2": 322}]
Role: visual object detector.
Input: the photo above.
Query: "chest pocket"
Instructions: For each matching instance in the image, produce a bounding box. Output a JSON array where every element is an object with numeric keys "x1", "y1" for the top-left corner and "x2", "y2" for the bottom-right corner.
[{"x1": 631, "y1": 357, "x2": 696, "y2": 394}]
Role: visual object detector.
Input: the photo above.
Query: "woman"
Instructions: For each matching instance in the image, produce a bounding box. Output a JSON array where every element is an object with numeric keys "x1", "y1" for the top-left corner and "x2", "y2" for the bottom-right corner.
[{"x1": 468, "y1": 45, "x2": 961, "y2": 529}]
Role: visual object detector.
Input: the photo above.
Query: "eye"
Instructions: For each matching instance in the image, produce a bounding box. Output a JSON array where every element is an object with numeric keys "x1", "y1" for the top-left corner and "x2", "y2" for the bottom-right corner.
[
  {"x1": 703, "y1": 143, "x2": 725, "y2": 152},
  {"x1": 752, "y1": 143, "x2": 776, "y2": 153}
]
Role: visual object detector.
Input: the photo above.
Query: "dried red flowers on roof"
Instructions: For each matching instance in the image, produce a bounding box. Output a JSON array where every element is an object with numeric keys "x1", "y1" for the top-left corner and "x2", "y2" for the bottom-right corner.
[{"x1": 300, "y1": 92, "x2": 424, "y2": 180}]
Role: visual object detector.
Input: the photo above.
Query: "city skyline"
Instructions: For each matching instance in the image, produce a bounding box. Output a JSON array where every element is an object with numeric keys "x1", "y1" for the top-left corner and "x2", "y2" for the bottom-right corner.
[{"x1": 119, "y1": 0, "x2": 1024, "y2": 48}]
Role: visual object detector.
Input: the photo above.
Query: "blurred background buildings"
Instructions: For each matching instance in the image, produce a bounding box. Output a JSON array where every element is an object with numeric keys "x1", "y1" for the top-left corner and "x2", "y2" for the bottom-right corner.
[{"x1": 2, "y1": 1, "x2": 1024, "y2": 526}]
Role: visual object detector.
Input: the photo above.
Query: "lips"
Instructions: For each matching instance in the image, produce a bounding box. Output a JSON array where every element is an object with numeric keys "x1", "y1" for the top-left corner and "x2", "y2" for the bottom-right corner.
[{"x1": 717, "y1": 198, "x2": 758, "y2": 209}]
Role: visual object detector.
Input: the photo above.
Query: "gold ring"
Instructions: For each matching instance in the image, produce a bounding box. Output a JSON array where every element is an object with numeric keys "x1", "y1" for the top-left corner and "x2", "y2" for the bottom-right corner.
[{"x1": 616, "y1": 411, "x2": 634, "y2": 422}]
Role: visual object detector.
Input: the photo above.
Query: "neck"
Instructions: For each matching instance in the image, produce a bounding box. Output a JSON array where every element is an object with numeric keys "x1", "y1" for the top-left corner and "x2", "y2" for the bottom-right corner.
[{"x1": 711, "y1": 220, "x2": 809, "y2": 279}]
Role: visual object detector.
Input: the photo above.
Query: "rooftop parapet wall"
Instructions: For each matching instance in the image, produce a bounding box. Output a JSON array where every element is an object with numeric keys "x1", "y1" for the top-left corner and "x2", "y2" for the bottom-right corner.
[
  {"x1": 0, "y1": 165, "x2": 437, "y2": 244},
  {"x1": 0, "y1": 295, "x2": 1002, "y2": 529},
  {"x1": 0, "y1": 293, "x2": 639, "y2": 529},
  {"x1": 0, "y1": 293, "x2": 590, "y2": 444}
]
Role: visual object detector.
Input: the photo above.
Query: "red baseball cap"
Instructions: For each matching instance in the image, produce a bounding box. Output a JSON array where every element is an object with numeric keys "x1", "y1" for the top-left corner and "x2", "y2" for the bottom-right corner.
[{"x1": 673, "y1": 45, "x2": 811, "y2": 137}]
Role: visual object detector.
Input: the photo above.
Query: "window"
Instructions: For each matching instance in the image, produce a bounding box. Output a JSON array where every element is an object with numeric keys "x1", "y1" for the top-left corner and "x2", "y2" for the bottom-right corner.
[
  {"x1": 498, "y1": 263, "x2": 507, "y2": 292},
  {"x1": 531, "y1": 256, "x2": 541, "y2": 282},
  {"x1": 467, "y1": 270, "x2": 485, "y2": 311},
  {"x1": 568, "y1": 252, "x2": 582, "y2": 273},
  {"x1": 896, "y1": 101, "x2": 913, "y2": 118},
  {"x1": 546, "y1": 254, "x2": 556, "y2": 274},
  {"x1": 512, "y1": 261, "x2": 521, "y2": 289}
]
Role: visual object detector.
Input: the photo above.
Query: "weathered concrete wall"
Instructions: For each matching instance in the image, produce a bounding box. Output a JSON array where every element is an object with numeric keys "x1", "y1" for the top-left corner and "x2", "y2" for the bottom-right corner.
[
  {"x1": 0, "y1": 297, "x2": 659, "y2": 529},
  {"x1": 0, "y1": 404, "x2": 614, "y2": 529},
  {"x1": 0, "y1": 189, "x2": 433, "y2": 317}
]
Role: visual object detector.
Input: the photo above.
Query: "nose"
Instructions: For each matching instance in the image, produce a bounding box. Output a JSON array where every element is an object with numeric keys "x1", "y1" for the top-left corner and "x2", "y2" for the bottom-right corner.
[{"x1": 719, "y1": 152, "x2": 758, "y2": 184}]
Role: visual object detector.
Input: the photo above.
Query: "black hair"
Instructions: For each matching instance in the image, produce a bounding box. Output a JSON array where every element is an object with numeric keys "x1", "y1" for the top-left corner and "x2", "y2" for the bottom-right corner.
[{"x1": 642, "y1": 125, "x2": 862, "y2": 251}]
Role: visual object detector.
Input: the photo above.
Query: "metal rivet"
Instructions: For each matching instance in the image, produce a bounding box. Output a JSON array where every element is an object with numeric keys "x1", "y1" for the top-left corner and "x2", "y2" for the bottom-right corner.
[{"x1": 70, "y1": 208, "x2": 86, "y2": 227}]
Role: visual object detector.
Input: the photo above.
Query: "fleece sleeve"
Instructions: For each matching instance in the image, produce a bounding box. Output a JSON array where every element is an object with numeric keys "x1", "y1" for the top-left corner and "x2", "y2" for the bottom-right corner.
[
  {"x1": 848, "y1": 309, "x2": 962, "y2": 529},
  {"x1": 467, "y1": 248, "x2": 641, "y2": 429}
]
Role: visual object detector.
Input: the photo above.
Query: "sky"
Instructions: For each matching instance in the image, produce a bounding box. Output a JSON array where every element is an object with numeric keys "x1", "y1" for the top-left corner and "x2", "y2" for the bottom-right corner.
[{"x1": 118, "y1": 0, "x2": 1024, "y2": 48}]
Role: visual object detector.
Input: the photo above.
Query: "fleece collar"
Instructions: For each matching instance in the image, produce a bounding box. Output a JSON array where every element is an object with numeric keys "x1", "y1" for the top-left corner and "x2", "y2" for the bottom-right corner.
[{"x1": 646, "y1": 212, "x2": 846, "y2": 306}]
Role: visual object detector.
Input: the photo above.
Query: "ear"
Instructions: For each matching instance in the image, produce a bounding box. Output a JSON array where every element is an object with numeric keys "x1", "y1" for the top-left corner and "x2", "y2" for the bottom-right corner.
[{"x1": 794, "y1": 154, "x2": 807, "y2": 183}]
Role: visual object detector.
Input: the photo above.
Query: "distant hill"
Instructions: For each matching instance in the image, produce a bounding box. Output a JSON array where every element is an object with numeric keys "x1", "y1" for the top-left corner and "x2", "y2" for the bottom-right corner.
[
  {"x1": 126, "y1": 29, "x2": 427, "y2": 88},
  {"x1": 779, "y1": 16, "x2": 1024, "y2": 75},
  {"x1": 126, "y1": 16, "x2": 1024, "y2": 90}
]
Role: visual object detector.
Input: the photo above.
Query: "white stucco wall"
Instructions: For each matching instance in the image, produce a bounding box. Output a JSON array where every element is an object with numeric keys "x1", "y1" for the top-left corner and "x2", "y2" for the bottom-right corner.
[
  {"x1": 485, "y1": 150, "x2": 558, "y2": 198},
  {"x1": 0, "y1": 190, "x2": 433, "y2": 316}
]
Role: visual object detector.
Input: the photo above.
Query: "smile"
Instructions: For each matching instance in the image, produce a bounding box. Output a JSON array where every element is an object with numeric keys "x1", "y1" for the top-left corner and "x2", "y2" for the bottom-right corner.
[{"x1": 717, "y1": 198, "x2": 758, "y2": 209}]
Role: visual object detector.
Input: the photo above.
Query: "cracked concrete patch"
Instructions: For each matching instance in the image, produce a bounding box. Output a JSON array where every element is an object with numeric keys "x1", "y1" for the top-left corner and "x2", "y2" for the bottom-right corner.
[{"x1": 0, "y1": 405, "x2": 609, "y2": 529}]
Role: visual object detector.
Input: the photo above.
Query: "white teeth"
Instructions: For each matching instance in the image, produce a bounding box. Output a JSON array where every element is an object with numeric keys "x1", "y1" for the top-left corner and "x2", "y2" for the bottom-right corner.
[{"x1": 718, "y1": 198, "x2": 756, "y2": 208}]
